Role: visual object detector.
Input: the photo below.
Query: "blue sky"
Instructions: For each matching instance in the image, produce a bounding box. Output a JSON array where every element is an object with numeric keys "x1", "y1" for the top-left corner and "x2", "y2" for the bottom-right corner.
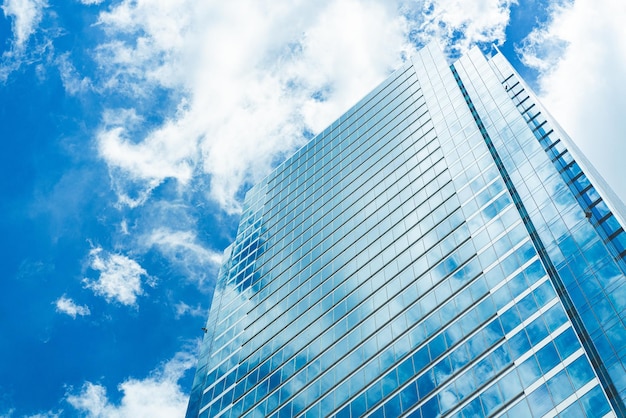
[{"x1": 1, "y1": 0, "x2": 625, "y2": 416}]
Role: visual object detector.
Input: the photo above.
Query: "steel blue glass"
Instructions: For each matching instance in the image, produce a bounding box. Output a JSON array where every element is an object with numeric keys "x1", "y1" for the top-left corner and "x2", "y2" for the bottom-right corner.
[{"x1": 186, "y1": 44, "x2": 626, "y2": 418}]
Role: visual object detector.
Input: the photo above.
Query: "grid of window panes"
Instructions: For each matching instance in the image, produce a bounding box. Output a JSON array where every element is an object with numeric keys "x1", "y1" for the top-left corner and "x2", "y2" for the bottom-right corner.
[
  {"x1": 187, "y1": 44, "x2": 622, "y2": 418},
  {"x1": 454, "y1": 47, "x2": 626, "y2": 414},
  {"x1": 407, "y1": 44, "x2": 614, "y2": 418},
  {"x1": 186, "y1": 244, "x2": 234, "y2": 418},
  {"x1": 193, "y1": 61, "x2": 432, "y2": 417}
]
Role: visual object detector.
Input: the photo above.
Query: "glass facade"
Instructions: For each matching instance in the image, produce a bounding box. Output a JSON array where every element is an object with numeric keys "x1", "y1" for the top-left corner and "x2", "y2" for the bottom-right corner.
[{"x1": 186, "y1": 44, "x2": 626, "y2": 418}]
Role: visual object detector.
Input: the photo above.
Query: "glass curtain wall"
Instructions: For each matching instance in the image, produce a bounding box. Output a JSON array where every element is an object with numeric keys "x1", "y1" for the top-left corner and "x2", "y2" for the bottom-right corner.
[{"x1": 186, "y1": 44, "x2": 626, "y2": 418}]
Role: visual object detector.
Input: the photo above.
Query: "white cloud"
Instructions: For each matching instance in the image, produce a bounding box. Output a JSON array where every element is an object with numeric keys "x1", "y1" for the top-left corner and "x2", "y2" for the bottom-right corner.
[
  {"x1": 0, "y1": 409, "x2": 62, "y2": 418},
  {"x1": 0, "y1": 0, "x2": 49, "y2": 81},
  {"x1": 145, "y1": 228, "x2": 222, "y2": 287},
  {"x1": 82, "y1": 247, "x2": 153, "y2": 307},
  {"x1": 173, "y1": 301, "x2": 207, "y2": 319},
  {"x1": 25, "y1": 412, "x2": 62, "y2": 418},
  {"x1": 78, "y1": 0, "x2": 103, "y2": 5},
  {"x1": 517, "y1": 0, "x2": 626, "y2": 206},
  {"x1": 54, "y1": 295, "x2": 91, "y2": 318},
  {"x1": 66, "y1": 351, "x2": 195, "y2": 418},
  {"x1": 147, "y1": 228, "x2": 223, "y2": 266},
  {"x1": 56, "y1": 53, "x2": 92, "y2": 95},
  {"x1": 90, "y1": 0, "x2": 410, "y2": 213},
  {"x1": 97, "y1": 119, "x2": 196, "y2": 193},
  {"x1": 417, "y1": 0, "x2": 516, "y2": 56},
  {"x1": 89, "y1": 0, "x2": 516, "y2": 214},
  {"x1": 1, "y1": 0, "x2": 47, "y2": 50}
]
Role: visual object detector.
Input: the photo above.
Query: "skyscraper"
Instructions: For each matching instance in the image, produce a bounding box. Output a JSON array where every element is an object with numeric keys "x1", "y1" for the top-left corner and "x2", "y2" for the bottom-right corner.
[{"x1": 186, "y1": 44, "x2": 626, "y2": 417}]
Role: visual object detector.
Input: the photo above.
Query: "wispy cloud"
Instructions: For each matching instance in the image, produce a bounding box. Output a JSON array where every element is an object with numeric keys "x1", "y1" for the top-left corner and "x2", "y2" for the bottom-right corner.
[
  {"x1": 65, "y1": 350, "x2": 195, "y2": 417},
  {"x1": 144, "y1": 228, "x2": 223, "y2": 289},
  {"x1": 1, "y1": 0, "x2": 47, "y2": 50},
  {"x1": 0, "y1": 0, "x2": 49, "y2": 81},
  {"x1": 173, "y1": 301, "x2": 207, "y2": 319},
  {"x1": 56, "y1": 53, "x2": 92, "y2": 95},
  {"x1": 0, "y1": 408, "x2": 15, "y2": 418},
  {"x1": 82, "y1": 247, "x2": 154, "y2": 307},
  {"x1": 516, "y1": 0, "x2": 626, "y2": 204},
  {"x1": 54, "y1": 295, "x2": 91, "y2": 318},
  {"x1": 1, "y1": 409, "x2": 62, "y2": 418},
  {"x1": 25, "y1": 412, "x2": 62, "y2": 418},
  {"x1": 146, "y1": 228, "x2": 222, "y2": 266}
]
